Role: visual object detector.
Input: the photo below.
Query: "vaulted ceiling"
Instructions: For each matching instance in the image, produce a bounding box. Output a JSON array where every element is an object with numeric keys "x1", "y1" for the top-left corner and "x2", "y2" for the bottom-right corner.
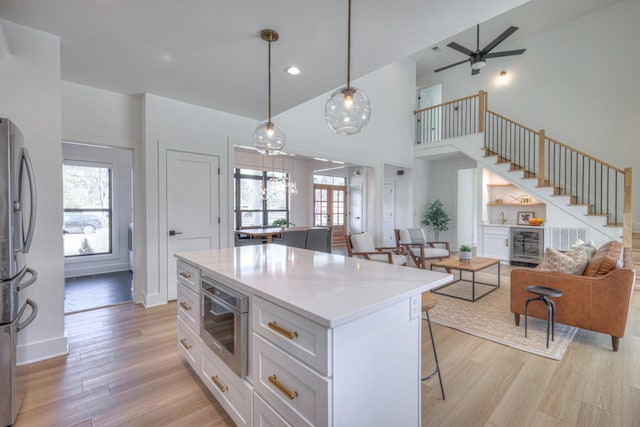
[{"x1": 0, "y1": 0, "x2": 620, "y2": 120}]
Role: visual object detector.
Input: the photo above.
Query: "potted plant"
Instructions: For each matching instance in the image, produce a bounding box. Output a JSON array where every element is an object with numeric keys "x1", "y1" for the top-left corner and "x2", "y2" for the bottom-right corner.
[
  {"x1": 421, "y1": 199, "x2": 451, "y2": 242},
  {"x1": 459, "y1": 244, "x2": 473, "y2": 262},
  {"x1": 272, "y1": 218, "x2": 295, "y2": 230}
]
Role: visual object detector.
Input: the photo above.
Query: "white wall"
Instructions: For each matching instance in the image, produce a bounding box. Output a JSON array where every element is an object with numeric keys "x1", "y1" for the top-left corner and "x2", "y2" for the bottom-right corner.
[
  {"x1": 417, "y1": 0, "x2": 640, "y2": 231},
  {"x1": 275, "y1": 59, "x2": 417, "y2": 244},
  {"x1": 143, "y1": 93, "x2": 257, "y2": 307},
  {"x1": 0, "y1": 19, "x2": 67, "y2": 363},
  {"x1": 424, "y1": 155, "x2": 478, "y2": 249}
]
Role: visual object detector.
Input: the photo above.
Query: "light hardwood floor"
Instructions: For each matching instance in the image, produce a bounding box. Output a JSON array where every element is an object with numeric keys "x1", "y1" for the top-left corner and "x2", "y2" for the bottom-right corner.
[{"x1": 15, "y1": 268, "x2": 640, "y2": 426}]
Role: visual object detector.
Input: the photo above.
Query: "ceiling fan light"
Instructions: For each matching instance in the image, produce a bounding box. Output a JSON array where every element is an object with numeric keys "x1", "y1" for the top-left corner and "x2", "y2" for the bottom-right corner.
[{"x1": 471, "y1": 59, "x2": 486, "y2": 70}]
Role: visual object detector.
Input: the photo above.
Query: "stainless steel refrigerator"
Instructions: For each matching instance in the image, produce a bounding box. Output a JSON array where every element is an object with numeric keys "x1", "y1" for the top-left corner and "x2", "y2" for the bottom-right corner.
[{"x1": 1, "y1": 118, "x2": 38, "y2": 427}]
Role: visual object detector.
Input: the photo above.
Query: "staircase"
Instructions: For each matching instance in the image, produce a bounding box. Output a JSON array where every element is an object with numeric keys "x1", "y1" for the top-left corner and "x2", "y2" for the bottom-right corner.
[{"x1": 414, "y1": 90, "x2": 633, "y2": 248}]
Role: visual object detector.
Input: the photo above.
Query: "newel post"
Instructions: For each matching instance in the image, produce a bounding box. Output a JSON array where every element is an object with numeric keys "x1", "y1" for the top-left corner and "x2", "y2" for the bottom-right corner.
[
  {"x1": 478, "y1": 90, "x2": 486, "y2": 133},
  {"x1": 623, "y1": 167, "x2": 632, "y2": 247},
  {"x1": 537, "y1": 129, "x2": 546, "y2": 187}
]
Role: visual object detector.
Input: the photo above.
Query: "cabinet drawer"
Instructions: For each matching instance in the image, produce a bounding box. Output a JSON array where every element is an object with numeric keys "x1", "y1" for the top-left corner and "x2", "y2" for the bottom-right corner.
[
  {"x1": 177, "y1": 317, "x2": 200, "y2": 372},
  {"x1": 177, "y1": 283, "x2": 200, "y2": 333},
  {"x1": 201, "y1": 345, "x2": 253, "y2": 427},
  {"x1": 252, "y1": 333, "x2": 329, "y2": 427},
  {"x1": 252, "y1": 297, "x2": 331, "y2": 376},
  {"x1": 254, "y1": 393, "x2": 292, "y2": 427},
  {"x1": 177, "y1": 260, "x2": 199, "y2": 293}
]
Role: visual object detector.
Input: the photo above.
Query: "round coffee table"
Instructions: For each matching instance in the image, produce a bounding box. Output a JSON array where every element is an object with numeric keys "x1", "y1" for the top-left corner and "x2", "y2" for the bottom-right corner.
[{"x1": 524, "y1": 285, "x2": 563, "y2": 348}]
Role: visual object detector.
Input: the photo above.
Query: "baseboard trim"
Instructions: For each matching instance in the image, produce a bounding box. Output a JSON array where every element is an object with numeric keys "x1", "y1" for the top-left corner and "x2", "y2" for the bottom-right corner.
[
  {"x1": 17, "y1": 335, "x2": 69, "y2": 365},
  {"x1": 143, "y1": 292, "x2": 167, "y2": 308}
]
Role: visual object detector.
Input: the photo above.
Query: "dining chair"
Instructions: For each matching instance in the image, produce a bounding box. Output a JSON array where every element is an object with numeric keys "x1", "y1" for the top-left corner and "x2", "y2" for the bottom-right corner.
[
  {"x1": 306, "y1": 227, "x2": 332, "y2": 253},
  {"x1": 275, "y1": 229, "x2": 307, "y2": 249}
]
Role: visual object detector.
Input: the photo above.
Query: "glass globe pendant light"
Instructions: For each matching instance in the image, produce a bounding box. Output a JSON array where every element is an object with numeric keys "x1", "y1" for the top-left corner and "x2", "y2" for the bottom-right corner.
[
  {"x1": 254, "y1": 29, "x2": 286, "y2": 155},
  {"x1": 325, "y1": 0, "x2": 371, "y2": 135}
]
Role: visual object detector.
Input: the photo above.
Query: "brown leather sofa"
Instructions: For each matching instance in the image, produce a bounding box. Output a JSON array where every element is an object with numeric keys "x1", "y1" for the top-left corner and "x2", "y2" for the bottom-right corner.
[{"x1": 511, "y1": 242, "x2": 636, "y2": 351}]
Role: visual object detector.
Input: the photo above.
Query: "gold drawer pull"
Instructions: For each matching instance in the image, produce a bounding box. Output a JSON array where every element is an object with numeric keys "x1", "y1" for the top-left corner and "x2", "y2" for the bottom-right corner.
[
  {"x1": 179, "y1": 271, "x2": 192, "y2": 279},
  {"x1": 179, "y1": 301, "x2": 191, "y2": 311},
  {"x1": 211, "y1": 375, "x2": 228, "y2": 392},
  {"x1": 179, "y1": 338, "x2": 191, "y2": 350},
  {"x1": 268, "y1": 375, "x2": 298, "y2": 400},
  {"x1": 267, "y1": 321, "x2": 298, "y2": 340}
]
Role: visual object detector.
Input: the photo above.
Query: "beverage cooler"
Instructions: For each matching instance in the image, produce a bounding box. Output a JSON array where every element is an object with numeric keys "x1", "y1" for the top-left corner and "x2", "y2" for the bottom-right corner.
[
  {"x1": 1, "y1": 118, "x2": 39, "y2": 427},
  {"x1": 510, "y1": 227, "x2": 544, "y2": 266}
]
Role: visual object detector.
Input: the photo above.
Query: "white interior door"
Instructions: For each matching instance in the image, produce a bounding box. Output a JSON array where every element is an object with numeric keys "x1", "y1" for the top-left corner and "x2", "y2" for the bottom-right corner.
[
  {"x1": 166, "y1": 150, "x2": 219, "y2": 300},
  {"x1": 457, "y1": 168, "x2": 477, "y2": 249},
  {"x1": 349, "y1": 181, "x2": 363, "y2": 234},
  {"x1": 382, "y1": 183, "x2": 395, "y2": 247}
]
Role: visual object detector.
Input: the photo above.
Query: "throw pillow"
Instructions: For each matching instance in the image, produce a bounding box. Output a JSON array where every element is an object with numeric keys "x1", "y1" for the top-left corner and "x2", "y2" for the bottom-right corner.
[
  {"x1": 538, "y1": 247, "x2": 586, "y2": 275},
  {"x1": 583, "y1": 241, "x2": 623, "y2": 276},
  {"x1": 563, "y1": 246, "x2": 592, "y2": 275}
]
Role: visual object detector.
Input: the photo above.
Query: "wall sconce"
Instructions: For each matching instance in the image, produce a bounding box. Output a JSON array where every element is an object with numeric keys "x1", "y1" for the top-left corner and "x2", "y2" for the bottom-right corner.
[{"x1": 497, "y1": 70, "x2": 510, "y2": 85}]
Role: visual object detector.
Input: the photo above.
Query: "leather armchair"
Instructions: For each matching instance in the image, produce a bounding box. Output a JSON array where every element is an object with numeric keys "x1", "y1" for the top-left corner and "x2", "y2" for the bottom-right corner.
[{"x1": 511, "y1": 248, "x2": 635, "y2": 351}]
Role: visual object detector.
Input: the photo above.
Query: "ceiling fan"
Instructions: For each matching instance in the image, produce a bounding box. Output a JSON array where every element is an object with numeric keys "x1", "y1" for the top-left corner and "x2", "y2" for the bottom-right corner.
[{"x1": 434, "y1": 24, "x2": 526, "y2": 75}]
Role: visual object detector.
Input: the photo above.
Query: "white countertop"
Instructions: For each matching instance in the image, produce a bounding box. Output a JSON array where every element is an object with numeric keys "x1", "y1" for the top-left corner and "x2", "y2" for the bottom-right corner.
[
  {"x1": 483, "y1": 223, "x2": 544, "y2": 229},
  {"x1": 176, "y1": 245, "x2": 452, "y2": 328}
]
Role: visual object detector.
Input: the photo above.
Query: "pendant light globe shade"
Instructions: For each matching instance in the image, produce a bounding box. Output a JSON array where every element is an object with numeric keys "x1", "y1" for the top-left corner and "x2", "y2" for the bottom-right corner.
[
  {"x1": 325, "y1": 86, "x2": 371, "y2": 135},
  {"x1": 253, "y1": 121, "x2": 286, "y2": 155}
]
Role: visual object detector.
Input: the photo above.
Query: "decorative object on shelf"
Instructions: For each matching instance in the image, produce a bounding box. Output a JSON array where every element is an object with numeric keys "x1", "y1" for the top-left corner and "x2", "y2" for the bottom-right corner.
[
  {"x1": 325, "y1": 0, "x2": 371, "y2": 135},
  {"x1": 510, "y1": 194, "x2": 532, "y2": 204},
  {"x1": 422, "y1": 199, "x2": 451, "y2": 242},
  {"x1": 517, "y1": 211, "x2": 535, "y2": 225},
  {"x1": 494, "y1": 198, "x2": 503, "y2": 204},
  {"x1": 528, "y1": 217, "x2": 544, "y2": 226},
  {"x1": 458, "y1": 244, "x2": 473, "y2": 262},
  {"x1": 254, "y1": 29, "x2": 286, "y2": 155}
]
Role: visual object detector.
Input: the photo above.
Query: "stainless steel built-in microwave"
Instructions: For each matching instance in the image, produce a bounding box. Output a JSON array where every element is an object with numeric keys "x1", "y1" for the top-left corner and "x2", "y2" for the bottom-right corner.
[{"x1": 200, "y1": 276, "x2": 249, "y2": 377}]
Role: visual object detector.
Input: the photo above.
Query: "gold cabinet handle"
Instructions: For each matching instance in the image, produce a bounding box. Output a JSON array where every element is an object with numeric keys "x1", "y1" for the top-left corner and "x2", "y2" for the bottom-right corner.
[
  {"x1": 211, "y1": 375, "x2": 228, "y2": 392},
  {"x1": 179, "y1": 338, "x2": 191, "y2": 350},
  {"x1": 267, "y1": 321, "x2": 298, "y2": 340},
  {"x1": 179, "y1": 301, "x2": 191, "y2": 311},
  {"x1": 268, "y1": 375, "x2": 298, "y2": 400},
  {"x1": 179, "y1": 271, "x2": 192, "y2": 279}
]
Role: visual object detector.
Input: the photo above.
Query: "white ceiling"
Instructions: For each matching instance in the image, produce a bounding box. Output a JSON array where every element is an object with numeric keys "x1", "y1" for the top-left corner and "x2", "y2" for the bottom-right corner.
[
  {"x1": 0, "y1": 0, "x2": 619, "y2": 121},
  {"x1": 412, "y1": 0, "x2": 622, "y2": 80}
]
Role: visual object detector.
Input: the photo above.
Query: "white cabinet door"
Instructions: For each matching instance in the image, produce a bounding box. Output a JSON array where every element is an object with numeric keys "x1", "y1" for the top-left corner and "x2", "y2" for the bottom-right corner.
[{"x1": 482, "y1": 226, "x2": 510, "y2": 261}]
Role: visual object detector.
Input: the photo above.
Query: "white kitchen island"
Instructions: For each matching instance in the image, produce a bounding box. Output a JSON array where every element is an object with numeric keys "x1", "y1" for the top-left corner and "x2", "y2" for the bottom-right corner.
[{"x1": 175, "y1": 245, "x2": 452, "y2": 427}]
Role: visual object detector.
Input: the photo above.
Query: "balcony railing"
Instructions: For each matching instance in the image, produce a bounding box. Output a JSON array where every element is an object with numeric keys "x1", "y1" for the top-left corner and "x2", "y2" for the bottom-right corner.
[{"x1": 414, "y1": 90, "x2": 632, "y2": 246}]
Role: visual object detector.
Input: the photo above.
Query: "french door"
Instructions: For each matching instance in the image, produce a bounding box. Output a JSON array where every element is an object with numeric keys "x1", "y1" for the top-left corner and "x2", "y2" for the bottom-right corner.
[{"x1": 313, "y1": 184, "x2": 346, "y2": 245}]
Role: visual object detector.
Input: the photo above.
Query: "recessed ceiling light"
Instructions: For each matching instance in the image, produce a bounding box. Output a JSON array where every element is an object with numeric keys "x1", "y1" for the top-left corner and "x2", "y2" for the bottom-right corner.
[{"x1": 285, "y1": 65, "x2": 302, "y2": 75}]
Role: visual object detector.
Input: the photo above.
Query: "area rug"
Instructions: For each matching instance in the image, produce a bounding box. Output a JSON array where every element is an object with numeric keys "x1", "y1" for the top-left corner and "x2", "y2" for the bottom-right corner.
[{"x1": 427, "y1": 271, "x2": 577, "y2": 360}]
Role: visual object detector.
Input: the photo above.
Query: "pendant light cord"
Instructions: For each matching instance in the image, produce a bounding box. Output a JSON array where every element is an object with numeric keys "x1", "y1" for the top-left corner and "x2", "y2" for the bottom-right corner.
[
  {"x1": 268, "y1": 39, "x2": 272, "y2": 122},
  {"x1": 347, "y1": 0, "x2": 351, "y2": 91}
]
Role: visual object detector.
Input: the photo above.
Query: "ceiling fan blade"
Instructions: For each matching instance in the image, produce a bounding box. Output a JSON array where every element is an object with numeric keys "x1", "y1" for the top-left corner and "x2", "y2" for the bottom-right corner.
[
  {"x1": 481, "y1": 26, "x2": 519, "y2": 54},
  {"x1": 446, "y1": 41, "x2": 476, "y2": 57},
  {"x1": 471, "y1": 68, "x2": 480, "y2": 76},
  {"x1": 434, "y1": 59, "x2": 470, "y2": 73},
  {"x1": 485, "y1": 49, "x2": 526, "y2": 58}
]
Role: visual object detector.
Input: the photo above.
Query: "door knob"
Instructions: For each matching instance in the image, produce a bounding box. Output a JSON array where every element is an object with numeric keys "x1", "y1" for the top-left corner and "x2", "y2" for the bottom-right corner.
[{"x1": 169, "y1": 230, "x2": 183, "y2": 236}]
